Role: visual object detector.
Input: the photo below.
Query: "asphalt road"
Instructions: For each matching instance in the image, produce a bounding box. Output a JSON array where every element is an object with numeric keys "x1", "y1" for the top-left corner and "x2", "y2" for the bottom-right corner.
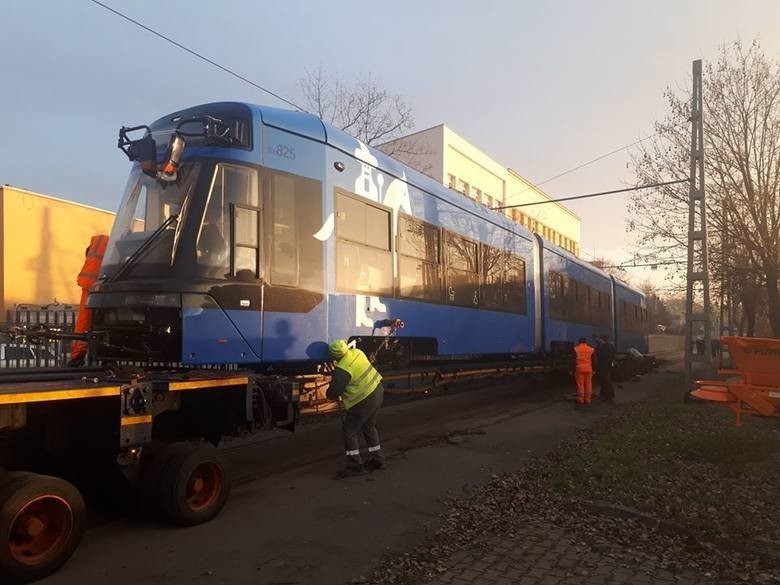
[{"x1": 39, "y1": 371, "x2": 661, "y2": 585}]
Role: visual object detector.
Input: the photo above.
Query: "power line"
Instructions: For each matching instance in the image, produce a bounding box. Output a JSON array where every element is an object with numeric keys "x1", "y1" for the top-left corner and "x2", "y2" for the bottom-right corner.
[
  {"x1": 88, "y1": 0, "x2": 305, "y2": 112},
  {"x1": 493, "y1": 178, "x2": 689, "y2": 210},
  {"x1": 503, "y1": 133, "x2": 660, "y2": 202},
  {"x1": 600, "y1": 260, "x2": 686, "y2": 269},
  {"x1": 536, "y1": 135, "x2": 659, "y2": 188}
]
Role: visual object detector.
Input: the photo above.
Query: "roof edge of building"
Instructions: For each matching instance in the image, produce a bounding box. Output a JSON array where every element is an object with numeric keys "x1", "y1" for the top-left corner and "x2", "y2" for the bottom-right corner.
[
  {"x1": 1, "y1": 184, "x2": 116, "y2": 216},
  {"x1": 378, "y1": 123, "x2": 445, "y2": 147}
]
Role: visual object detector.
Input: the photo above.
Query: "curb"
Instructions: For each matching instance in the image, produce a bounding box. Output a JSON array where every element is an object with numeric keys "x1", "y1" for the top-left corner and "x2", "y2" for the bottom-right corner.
[{"x1": 580, "y1": 500, "x2": 688, "y2": 536}]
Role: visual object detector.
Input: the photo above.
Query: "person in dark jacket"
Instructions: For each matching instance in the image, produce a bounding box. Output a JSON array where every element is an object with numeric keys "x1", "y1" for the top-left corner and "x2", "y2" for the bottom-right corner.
[
  {"x1": 326, "y1": 340, "x2": 386, "y2": 477},
  {"x1": 595, "y1": 335, "x2": 616, "y2": 403}
]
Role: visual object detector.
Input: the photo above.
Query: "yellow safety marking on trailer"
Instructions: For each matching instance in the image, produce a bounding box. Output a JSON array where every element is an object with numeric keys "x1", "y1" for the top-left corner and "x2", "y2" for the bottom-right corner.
[
  {"x1": 0, "y1": 386, "x2": 121, "y2": 405},
  {"x1": 168, "y1": 376, "x2": 249, "y2": 392},
  {"x1": 121, "y1": 414, "x2": 153, "y2": 426}
]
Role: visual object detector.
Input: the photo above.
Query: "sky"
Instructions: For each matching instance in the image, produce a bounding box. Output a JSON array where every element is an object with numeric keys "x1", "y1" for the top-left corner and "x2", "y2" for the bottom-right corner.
[{"x1": 1, "y1": 0, "x2": 779, "y2": 293}]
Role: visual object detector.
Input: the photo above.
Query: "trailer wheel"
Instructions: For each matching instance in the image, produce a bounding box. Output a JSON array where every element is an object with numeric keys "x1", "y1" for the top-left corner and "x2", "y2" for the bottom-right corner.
[
  {"x1": 0, "y1": 473, "x2": 85, "y2": 583},
  {"x1": 137, "y1": 442, "x2": 188, "y2": 514},
  {"x1": 159, "y1": 444, "x2": 230, "y2": 527}
]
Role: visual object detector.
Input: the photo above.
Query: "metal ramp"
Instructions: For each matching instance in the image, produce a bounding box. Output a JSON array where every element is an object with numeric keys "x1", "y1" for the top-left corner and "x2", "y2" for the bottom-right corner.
[{"x1": 692, "y1": 336, "x2": 780, "y2": 426}]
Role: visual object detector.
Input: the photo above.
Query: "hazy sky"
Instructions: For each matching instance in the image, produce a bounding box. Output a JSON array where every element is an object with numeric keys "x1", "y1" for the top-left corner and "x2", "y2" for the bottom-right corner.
[{"x1": 2, "y1": 0, "x2": 779, "y2": 290}]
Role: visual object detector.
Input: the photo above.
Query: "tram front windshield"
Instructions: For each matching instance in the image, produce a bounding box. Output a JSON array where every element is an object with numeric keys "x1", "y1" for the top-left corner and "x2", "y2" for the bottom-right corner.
[{"x1": 102, "y1": 163, "x2": 201, "y2": 278}]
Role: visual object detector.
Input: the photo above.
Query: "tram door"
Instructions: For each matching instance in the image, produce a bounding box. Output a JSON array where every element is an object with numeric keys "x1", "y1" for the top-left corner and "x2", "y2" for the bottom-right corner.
[{"x1": 196, "y1": 163, "x2": 263, "y2": 360}]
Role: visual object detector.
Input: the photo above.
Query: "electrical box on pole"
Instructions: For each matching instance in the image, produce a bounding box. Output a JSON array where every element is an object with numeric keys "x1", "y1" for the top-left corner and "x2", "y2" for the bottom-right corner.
[{"x1": 684, "y1": 59, "x2": 714, "y2": 397}]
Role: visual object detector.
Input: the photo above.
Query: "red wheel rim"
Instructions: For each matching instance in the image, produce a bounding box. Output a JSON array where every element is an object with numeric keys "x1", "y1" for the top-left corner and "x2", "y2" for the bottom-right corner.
[
  {"x1": 185, "y1": 463, "x2": 221, "y2": 512},
  {"x1": 8, "y1": 495, "x2": 73, "y2": 566}
]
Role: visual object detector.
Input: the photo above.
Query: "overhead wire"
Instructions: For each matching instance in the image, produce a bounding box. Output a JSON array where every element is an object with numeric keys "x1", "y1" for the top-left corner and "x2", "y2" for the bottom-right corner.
[
  {"x1": 501, "y1": 133, "x2": 661, "y2": 202},
  {"x1": 87, "y1": 0, "x2": 306, "y2": 112},
  {"x1": 493, "y1": 178, "x2": 689, "y2": 210}
]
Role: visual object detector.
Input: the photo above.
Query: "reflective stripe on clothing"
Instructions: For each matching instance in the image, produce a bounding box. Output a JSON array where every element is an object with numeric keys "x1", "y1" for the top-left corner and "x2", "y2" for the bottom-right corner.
[
  {"x1": 367, "y1": 445, "x2": 381, "y2": 452},
  {"x1": 346, "y1": 449, "x2": 360, "y2": 456},
  {"x1": 574, "y1": 343, "x2": 594, "y2": 373},
  {"x1": 335, "y1": 348, "x2": 382, "y2": 410}
]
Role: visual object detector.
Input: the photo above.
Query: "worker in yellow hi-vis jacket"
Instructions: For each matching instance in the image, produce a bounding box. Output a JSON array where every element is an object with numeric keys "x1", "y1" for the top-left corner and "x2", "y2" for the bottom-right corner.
[{"x1": 325, "y1": 340, "x2": 386, "y2": 477}]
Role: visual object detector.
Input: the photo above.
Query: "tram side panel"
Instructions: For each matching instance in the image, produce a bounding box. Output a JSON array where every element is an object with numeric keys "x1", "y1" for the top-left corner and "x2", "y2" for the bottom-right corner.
[
  {"x1": 538, "y1": 237, "x2": 614, "y2": 353},
  {"x1": 612, "y1": 277, "x2": 648, "y2": 353},
  {"x1": 321, "y1": 130, "x2": 537, "y2": 360}
]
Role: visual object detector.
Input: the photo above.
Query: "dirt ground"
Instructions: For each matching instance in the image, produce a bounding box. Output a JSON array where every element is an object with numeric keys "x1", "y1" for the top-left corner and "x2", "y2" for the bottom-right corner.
[
  {"x1": 35, "y1": 370, "x2": 642, "y2": 585},
  {"x1": 363, "y1": 366, "x2": 780, "y2": 585}
]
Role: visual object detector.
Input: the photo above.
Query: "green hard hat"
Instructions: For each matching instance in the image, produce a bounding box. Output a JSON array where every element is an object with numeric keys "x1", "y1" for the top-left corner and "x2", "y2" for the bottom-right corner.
[{"x1": 329, "y1": 339, "x2": 349, "y2": 358}]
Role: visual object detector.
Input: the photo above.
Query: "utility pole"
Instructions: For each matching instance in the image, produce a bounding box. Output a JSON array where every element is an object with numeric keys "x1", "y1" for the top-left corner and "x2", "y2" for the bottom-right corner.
[{"x1": 684, "y1": 59, "x2": 714, "y2": 397}]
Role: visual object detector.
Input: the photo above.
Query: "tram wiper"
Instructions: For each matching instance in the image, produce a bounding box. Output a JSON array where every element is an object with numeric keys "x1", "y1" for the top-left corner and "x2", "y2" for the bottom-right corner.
[{"x1": 107, "y1": 214, "x2": 178, "y2": 282}]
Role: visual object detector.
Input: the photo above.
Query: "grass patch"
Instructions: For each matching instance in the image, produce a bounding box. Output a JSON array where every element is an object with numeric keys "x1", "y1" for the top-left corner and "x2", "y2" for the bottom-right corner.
[{"x1": 548, "y1": 376, "x2": 780, "y2": 556}]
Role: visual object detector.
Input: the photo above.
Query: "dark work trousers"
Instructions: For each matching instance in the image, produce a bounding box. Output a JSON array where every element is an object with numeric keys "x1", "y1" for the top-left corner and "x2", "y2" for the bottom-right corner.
[
  {"x1": 343, "y1": 384, "x2": 385, "y2": 469},
  {"x1": 597, "y1": 370, "x2": 615, "y2": 402}
]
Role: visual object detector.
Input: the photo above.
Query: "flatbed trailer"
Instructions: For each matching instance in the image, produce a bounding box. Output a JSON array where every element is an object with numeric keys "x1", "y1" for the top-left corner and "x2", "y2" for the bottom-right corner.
[
  {"x1": 0, "y1": 352, "x2": 572, "y2": 583},
  {"x1": 0, "y1": 367, "x2": 300, "y2": 583}
]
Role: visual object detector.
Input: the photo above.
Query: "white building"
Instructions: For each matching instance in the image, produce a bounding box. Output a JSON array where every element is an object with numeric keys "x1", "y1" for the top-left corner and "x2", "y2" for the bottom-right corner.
[{"x1": 379, "y1": 125, "x2": 580, "y2": 256}]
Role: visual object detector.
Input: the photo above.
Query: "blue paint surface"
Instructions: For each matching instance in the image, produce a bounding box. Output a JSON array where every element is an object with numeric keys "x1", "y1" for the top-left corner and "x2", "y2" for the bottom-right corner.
[{"x1": 182, "y1": 305, "x2": 261, "y2": 365}]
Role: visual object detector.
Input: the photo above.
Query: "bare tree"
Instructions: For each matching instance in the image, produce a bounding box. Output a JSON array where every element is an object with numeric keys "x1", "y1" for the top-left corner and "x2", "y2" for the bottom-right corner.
[
  {"x1": 300, "y1": 65, "x2": 415, "y2": 146},
  {"x1": 588, "y1": 257, "x2": 632, "y2": 282},
  {"x1": 299, "y1": 65, "x2": 435, "y2": 176},
  {"x1": 628, "y1": 40, "x2": 780, "y2": 336}
]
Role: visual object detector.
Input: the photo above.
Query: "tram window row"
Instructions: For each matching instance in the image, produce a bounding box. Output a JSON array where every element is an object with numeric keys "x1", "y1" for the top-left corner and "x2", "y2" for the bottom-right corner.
[
  {"x1": 335, "y1": 190, "x2": 527, "y2": 314},
  {"x1": 620, "y1": 299, "x2": 648, "y2": 334}
]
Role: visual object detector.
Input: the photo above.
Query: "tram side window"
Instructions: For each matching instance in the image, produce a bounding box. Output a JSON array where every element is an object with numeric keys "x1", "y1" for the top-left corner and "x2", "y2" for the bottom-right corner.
[
  {"x1": 549, "y1": 271, "x2": 565, "y2": 320},
  {"x1": 445, "y1": 232, "x2": 479, "y2": 307},
  {"x1": 266, "y1": 170, "x2": 324, "y2": 292},
  {"x1": 481, "y1": 245, "x2": 527, "y2": 314},
  {"x1": 234, "y1": 206, "x2": 259, "y2": 277},
  {"x1": 197, "y1": 164, "x2": 259, "y2": 278},
  {"x1": 481, "y1": 244, "x2": 505, "y2": 311},
  {"x1": 335, "y1": 191, "x2": 392, "y2": 296},
  {"x1": 269, "y1": 174, "x2": 297, "y2": 286},
  {"x1": 397, "y1": 214, "x2": 441, "y2": 301},
  {"x1": 503, "y1": 253, "x2": 527, "y2": 314},
  {"x1": 581, "y1": 285, "x2": 591, "y2": 324}
]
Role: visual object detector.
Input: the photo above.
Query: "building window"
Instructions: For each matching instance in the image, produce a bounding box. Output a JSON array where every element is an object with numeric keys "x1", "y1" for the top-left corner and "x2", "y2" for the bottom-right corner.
[
  {"x1": 335, "y1": 191, "x2": 393, "y2": 296},
  {"x1": 447, "y1": 174, "x2": 457, "y2": 190},
  {"x1": 472, "y1": 187, "x2": 482, "y2": 202},
  {"x1": 456, "y1": 179, "x2": 469, "y2": 196},
  {"x1": 397, "y1": 214, "x2": 441, "y2": 301}
]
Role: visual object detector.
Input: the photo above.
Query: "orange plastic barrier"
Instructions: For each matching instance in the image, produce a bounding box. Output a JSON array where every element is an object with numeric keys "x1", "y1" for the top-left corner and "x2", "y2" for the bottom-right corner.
[{"x1": 691, "y1": 336, "x2": 780, "y2": 426}]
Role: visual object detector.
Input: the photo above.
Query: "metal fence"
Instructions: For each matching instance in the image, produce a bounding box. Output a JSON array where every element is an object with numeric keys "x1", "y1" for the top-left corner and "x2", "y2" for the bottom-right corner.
[{"x1": 1, "y1": 304, "x2": 79, "y2": 368}]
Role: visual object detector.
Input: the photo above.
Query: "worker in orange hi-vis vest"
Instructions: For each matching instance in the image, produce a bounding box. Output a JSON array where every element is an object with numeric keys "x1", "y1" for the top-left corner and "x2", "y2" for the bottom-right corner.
[
  {"x1": 69, "y1": 235, "x2": 109, "y2": 367},
  {"x1": 573, "y1": 337, "x2": 595, "y2": 405}
]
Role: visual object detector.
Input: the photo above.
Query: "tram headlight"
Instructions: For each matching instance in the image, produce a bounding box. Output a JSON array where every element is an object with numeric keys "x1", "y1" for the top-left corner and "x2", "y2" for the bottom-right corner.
[
  {"x1": 158, "y1": 133, "x2": 186, "y2": 181},
  {"x1": 123, "y1": 293, "x2": 181, "y2": 308}
]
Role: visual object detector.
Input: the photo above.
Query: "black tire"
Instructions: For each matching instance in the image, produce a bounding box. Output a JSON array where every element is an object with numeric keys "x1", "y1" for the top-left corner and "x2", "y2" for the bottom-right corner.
[
  {"x1": 137, "y1": 441, "x2": 189, "y2": 515},
  {"x1": 0, "y1": 473, "x2": 86, "y2": 584},
  {"x1": 158, "y1": 444, "x2": 230, "y2": 527}
]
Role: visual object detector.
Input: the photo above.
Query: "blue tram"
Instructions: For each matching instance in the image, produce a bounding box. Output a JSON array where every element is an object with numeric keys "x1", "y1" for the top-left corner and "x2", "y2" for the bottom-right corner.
[{"x1": 89, "y1": 101, "x2": 647, "y2": 370}]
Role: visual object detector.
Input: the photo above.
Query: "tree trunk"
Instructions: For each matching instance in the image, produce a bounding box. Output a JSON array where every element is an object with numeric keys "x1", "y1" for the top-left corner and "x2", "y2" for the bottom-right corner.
[
  {"x1": 764, "y1": 263, "x2": 780, "y2": 338},
  {"x1": 740, "y1": 286, "x2": 758, "y2": 337}
]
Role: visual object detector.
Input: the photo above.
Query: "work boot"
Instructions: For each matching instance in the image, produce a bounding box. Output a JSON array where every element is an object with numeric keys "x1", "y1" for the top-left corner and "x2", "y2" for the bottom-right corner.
[
  {"x1": 335, "y1": 465, "x2": 367, "y2": 478},
  {"x1": 366, "y1": 459, "x2": 387, "y2": 471}
]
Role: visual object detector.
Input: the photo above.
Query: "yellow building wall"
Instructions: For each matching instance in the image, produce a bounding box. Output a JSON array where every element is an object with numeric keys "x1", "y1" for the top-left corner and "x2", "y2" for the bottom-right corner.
[
  {"x1": 0, "y1": 186, "x2": 116, "y2": 316},
  {"x1": 380, "y1": 125, "x2": 582, "y2": 254},
  {"x1": 504, "y1": 170, "x2": 581, "y2": 253}
]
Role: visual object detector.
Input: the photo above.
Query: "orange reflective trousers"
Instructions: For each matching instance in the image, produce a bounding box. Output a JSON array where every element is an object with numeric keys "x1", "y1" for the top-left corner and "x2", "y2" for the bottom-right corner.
[
  {"x1": 573, "y1": 343, "x2": 595, "y2": 404},
  {"x1": 71, "y1": 235, "x2": 108, "y2": 362}
]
